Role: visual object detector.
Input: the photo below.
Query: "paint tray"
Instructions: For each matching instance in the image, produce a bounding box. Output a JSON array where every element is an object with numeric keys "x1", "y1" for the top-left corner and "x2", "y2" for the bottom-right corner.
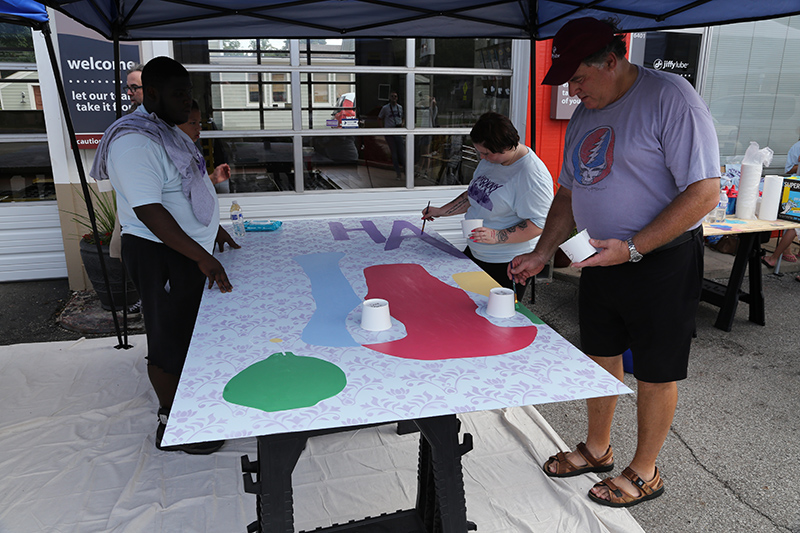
[{"x1": 244, "y1": 220, "x2": 283, "y2": 232}]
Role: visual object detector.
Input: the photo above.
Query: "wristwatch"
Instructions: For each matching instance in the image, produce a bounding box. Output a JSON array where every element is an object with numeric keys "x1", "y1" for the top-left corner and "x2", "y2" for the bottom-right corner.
[{"x1": 626, "y1": 238, "x2": 643, "y2": 263}]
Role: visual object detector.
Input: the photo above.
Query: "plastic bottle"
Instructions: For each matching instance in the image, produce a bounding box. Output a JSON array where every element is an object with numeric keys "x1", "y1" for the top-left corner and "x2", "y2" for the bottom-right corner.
[
  {"x1": 715, "y1": 190, "x2": 728, "y2": 223},
  {"x1": 230, "y1": 201, "x2": 245, "y2": 237}
]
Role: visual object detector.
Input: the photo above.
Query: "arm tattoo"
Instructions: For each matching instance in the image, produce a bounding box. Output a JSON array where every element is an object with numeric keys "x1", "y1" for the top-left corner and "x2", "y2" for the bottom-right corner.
[
  {"x1": 497, "y1": 220, "x2": 529, "y2": 243},
  {"x1": 444, "y1": 194, "x2": 469, "y2": 215}
]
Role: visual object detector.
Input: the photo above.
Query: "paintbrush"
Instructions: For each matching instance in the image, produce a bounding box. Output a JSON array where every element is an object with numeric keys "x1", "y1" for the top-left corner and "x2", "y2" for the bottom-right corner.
[
  {"x1": 421, "y1": 200, "x2": 431, "y2": 234},
  {"x1": 511, "y1": 262, "x2": 518, "y2": 303}
]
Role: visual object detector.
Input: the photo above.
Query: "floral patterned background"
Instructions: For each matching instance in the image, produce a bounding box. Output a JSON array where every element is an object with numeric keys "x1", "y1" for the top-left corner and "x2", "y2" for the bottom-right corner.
[{"x1": 164, "y1": 217, "x2": 630, "y2": 446}]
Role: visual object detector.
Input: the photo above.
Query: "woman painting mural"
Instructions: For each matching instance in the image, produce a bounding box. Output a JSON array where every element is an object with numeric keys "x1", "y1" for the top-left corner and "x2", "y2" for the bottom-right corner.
[{"x1": 422, "y1": 112, "x2": 554, "y2": 303}]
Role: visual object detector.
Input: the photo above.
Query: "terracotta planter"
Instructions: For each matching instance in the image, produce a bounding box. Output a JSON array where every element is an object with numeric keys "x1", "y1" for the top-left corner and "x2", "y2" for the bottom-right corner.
[{"x1": 79, "y1": 240, "x2": 139, "y2": 311}]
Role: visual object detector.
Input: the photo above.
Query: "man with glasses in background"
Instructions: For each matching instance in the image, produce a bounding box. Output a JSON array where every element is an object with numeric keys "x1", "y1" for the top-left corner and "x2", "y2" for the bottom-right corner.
[{"x1": 124, "y1": 63, "x2": 144, "y2": 112}]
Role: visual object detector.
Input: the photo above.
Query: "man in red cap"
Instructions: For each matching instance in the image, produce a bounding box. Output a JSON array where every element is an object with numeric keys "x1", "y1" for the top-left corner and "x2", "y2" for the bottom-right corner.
[{"x1": 510, "y1": 17, "x2": 720, "y2": 507}]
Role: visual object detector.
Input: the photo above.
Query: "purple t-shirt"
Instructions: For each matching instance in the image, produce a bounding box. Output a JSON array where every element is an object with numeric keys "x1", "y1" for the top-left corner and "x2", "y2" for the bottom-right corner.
[{"x1": 558, "y1": 67, "x2": 720, "y2": 241}]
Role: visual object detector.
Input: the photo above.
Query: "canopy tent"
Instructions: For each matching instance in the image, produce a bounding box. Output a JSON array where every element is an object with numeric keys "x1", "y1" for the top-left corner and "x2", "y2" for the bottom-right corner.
[
  {"x1": 30, "y1": 0, "x2": 800, "y2": 41},
  {"x1": 3, "y1": 0, "x2": 800, "y2": 345}
]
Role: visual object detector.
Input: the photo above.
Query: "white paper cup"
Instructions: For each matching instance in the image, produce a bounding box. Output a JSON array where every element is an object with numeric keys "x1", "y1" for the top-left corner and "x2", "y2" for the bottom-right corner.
[
  {"x1": 559, "y1": 229, "x2": 599, "y2": 263},
  {"x1": 486, "y1": 287, "x2": 516, "y2": 318},
  {"x1": 462, "y1": 218, "x2": 483, "y2": 239},
  {"x1": 360, "y1": 298, "x2": 392, "y2": 331}
]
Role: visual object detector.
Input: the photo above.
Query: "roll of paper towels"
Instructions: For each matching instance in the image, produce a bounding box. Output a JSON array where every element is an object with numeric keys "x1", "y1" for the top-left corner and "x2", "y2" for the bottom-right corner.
[
  {"x1": 736, "y1": 162, "x2": 762, "y2": 220},
  {"x1": 758, "y1": 175, "x2": 783, "y2": 221}
]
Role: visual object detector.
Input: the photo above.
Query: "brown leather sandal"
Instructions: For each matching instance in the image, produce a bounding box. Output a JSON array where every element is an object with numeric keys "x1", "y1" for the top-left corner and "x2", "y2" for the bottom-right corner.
[
  {"x1": 588, "y1": 466, "x2": 665, "y2": 508},
  {"x1": 543, "y1": 442, "x2": 614, "y2": 478}
]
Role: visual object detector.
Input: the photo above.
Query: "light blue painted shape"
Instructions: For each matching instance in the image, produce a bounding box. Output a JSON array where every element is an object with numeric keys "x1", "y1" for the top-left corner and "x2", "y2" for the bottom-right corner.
[{"x1": 293, "y1": 252, "x2": 361, "y2": 347}]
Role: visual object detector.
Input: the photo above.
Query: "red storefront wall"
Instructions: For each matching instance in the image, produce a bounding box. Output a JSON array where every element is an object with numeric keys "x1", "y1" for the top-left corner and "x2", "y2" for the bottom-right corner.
[{"x1": 527, "y1": 39, "x2": 566, "y2": 192}]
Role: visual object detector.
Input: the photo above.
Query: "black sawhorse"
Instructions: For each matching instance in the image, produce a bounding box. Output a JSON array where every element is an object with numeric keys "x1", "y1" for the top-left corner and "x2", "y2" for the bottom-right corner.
[
  {"x1": 701, "y1": 231, "x2": 769, "y2": 331},
  {"x1": 240, "y1": 414, "x2": 476, "y2": 533}
]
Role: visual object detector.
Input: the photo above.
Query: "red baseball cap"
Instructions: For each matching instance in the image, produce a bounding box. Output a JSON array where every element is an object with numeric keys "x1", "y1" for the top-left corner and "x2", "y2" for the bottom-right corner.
[{"x1": 542, "y1": 17, "x2": 616, "y2": 86}]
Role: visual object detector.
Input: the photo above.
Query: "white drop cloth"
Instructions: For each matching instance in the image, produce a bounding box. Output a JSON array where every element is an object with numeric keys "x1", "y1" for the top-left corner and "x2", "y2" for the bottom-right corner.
[{"x1": 0, "y1": 336, "x2": 644, "y2": 532}]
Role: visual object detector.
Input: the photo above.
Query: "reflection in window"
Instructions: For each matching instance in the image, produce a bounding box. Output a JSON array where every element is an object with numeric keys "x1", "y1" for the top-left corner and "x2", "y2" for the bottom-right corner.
[
  {"x1": 298, "y1": 39, "x2": 405, "y2": 66},
  {"x1": 415, "y1": 38, "x2": 512, "y2": 69},
  {"x1": 0, "y1": 23, "x2": 35, "y2": 63},
  {"x1": 413, "y1": 135, "x2": 476, "y2": 188},
  {"x1": 414, "y1": 73, "x2": 510, "y2": 128},
  {"x1": 301, "y1": 72, "x2": 360, "y2": 130},
  {"x1": 0, "y1": 142, "x2": 54, "y2": 202},
  {"x1": 176, "y1": 39, "x2": 291, "y2": 66},
  {"x1": 0, "y1": 24, "x2": 51, "y2": 202},
  {"x1": 189, "y1": 72, "x2": 293, "y2": 131},
  {"x1": 174, "y1": 37, "x2": 515, "y2": 190},
  {"x1": 208, "y1": 137, "x2": 295, "y2": 193},
  {"x1": 304, "y1": 135, "x2": 404, "y2": 189}
]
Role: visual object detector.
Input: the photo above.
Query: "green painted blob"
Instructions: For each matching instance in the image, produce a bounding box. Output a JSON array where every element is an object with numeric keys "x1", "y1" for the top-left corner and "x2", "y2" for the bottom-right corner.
[{"x1": 223, "y1": 351, "x2": 347, "y2": 412}]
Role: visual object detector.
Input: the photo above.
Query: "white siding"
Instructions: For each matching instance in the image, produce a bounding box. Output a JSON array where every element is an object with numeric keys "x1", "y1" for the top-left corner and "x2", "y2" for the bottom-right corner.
[{"x1": 0, "y1": 202, "x2": 67, "y2": 281}]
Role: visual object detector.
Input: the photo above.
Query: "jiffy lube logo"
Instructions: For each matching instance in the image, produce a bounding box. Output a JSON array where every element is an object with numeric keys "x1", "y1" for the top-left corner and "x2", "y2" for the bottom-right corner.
[
  {"x1": 468, "y1": 175, "x2": 503, "y2": 209},
  {"x1": 572, "y1": 126, "x2": 615, "y2": 186},
  {"x1": 653, "y1": 58, "x2": 689, "y2": 70}
]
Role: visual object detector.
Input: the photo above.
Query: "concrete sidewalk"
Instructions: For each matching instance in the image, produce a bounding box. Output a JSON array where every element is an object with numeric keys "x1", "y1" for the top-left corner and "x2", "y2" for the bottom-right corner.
[
  {"x1": 1, "y1": 239, "x2": 799, "y2": 532},
  {"x1": 537, "y1": 238, "x2": 800, "y2": 533}
]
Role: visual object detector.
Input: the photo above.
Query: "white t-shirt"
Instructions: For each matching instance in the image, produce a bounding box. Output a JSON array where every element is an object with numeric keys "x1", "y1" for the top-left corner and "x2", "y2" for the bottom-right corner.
[
  {"x1": 465, "y1": 148, "x2": 554, "y2": 263},
  {"x1": 107, "y1": 113, "x2": 219, "y2": 253}
]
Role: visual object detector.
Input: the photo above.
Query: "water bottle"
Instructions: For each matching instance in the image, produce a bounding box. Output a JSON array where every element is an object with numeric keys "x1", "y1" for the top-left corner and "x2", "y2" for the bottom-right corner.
[
  {"x1": 230, "y1": 201, "x2": 245, "y2": 237},
  {"x1": 714, "y1": 190, "x2": 728, "y2": 223}
]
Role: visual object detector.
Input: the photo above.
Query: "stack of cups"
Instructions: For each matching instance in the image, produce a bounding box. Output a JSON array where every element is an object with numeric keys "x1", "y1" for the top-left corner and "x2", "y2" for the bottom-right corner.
[{"x1": 735, "y1": 163, "x2": 762, "y2": 220}]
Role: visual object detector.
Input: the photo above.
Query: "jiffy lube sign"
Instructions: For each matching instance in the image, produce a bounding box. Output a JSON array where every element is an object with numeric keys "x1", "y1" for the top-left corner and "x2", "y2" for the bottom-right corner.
[{"x1": 57, "y1": 31, "x2": 140, "y2": 149}]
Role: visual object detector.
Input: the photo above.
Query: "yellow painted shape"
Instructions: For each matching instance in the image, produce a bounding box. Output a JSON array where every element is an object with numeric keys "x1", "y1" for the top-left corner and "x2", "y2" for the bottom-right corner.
[{"x1": 452, "y1": 270, "x2": 501, "y2": 297}]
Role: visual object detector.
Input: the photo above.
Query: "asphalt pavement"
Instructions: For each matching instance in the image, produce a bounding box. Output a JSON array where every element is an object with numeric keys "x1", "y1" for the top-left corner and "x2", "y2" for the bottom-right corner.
[{"x1": 1, "y1": 242, "x2": 798, "y2": 533}]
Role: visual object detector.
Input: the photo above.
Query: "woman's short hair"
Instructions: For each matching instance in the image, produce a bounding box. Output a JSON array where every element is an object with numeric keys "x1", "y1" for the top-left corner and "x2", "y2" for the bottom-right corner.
[{"x1": 470, "y1": 112, "x2": 519, "y2": 153}]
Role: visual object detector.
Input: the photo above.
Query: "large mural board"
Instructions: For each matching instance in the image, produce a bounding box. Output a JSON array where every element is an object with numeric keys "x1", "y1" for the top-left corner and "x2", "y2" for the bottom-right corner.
[{"x1": 164, "y1": 217, "x2": 630, "y2": 446}]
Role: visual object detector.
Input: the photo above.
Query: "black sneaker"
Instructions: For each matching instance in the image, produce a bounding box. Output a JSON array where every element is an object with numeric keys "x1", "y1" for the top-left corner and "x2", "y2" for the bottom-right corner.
[
  {"x1": 155, "y1": 408, "x2": 224, "y2": 454},
  {"x1": 127, "y1": 299, "x2": 142, "y2": 314}
]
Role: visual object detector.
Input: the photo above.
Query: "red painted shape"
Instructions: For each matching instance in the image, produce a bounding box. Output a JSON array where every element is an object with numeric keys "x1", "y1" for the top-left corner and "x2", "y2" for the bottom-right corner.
[{"x1": 363, "y1": 264, "x2": 537, "y2": 360}]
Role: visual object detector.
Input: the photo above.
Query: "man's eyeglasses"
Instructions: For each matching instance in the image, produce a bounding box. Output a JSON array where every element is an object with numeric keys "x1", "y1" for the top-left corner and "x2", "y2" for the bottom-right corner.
[{"x1": 124, "y1": 84, "x2": 142, "y2": 92}]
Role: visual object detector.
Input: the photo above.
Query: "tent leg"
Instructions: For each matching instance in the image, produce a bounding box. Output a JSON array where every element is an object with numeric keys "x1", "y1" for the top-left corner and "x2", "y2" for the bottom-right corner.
[{"x1": 40, "y1": 22, "x2": 130, "y2": 349}]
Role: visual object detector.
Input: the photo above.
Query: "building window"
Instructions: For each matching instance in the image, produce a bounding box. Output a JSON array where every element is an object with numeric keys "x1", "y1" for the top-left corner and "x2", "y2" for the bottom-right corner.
[
  {"x1": 0, "y1": 23, "x2": 53, "y2": 203},
  {"x1": 703, "y1": 15, "x2": 800, "y2": 169},
  {"x1": 174, "y1": 38, "x2": 513, "y2": 193}
]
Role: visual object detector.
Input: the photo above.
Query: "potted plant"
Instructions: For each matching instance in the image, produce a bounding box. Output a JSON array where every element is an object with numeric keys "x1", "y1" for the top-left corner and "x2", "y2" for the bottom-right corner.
[{"x1": 67, "y1": 186, "x2": 139, "y2": 311}]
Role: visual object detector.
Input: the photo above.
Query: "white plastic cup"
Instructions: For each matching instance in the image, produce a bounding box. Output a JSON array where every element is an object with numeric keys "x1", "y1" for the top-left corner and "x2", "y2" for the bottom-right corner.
[
  {"x1": 360, "y1": 298, "x2": 392, "y2": 331},
  {"x1": 559, "y1": 229, "x2": 599, "y2": 263},
  {"x1": 486, "y1": 287, "x2": 516, "y2": 318},
  {"x1": 462, "y1": 218, "x2": 483, "y2": 239}
]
